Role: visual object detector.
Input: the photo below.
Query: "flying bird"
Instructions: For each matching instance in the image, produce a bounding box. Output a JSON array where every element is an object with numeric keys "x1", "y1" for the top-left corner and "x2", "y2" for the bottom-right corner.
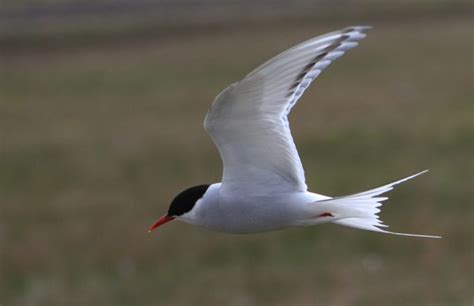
[{"x1": 149, "y1": 26, "x2": 440, "y2": 238}]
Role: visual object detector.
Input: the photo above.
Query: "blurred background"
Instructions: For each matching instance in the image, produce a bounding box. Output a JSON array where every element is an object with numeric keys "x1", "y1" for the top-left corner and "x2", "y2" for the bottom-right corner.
[{"x1": 0, "y1": 0, "x2": 472, "y2": 305}]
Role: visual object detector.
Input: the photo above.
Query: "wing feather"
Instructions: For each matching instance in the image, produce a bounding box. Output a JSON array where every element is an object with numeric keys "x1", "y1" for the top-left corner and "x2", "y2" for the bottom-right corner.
[{"x1": 205, "y1": 26, "x2": 371, "y2": 195}]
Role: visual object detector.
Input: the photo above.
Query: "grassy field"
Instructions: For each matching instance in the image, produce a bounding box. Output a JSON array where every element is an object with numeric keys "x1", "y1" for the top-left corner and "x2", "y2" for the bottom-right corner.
[{"x1": 1, "y1": 13, "x2": 472, "y2": 306}]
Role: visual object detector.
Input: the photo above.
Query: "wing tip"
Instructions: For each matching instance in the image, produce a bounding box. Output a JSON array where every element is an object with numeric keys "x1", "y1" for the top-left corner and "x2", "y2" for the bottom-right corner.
[{"x1": 349, "y1": 25, "x2": 373, "y2": 32}]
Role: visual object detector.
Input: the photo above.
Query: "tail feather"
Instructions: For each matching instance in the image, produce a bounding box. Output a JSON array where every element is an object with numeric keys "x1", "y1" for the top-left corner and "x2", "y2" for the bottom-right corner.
[{"x1": 314, "y1": 170, "x2": 441, "y2": 238}]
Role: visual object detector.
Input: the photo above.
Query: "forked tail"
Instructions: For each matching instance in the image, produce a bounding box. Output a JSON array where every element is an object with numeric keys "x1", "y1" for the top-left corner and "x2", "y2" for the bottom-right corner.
[{"x1": 313, "y1": 170, "x2": 441, "y2": 238}]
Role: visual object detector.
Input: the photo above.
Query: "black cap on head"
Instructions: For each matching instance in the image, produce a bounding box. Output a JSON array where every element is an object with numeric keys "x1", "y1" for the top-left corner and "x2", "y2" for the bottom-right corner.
[{"x1": 167, "y1": 184, "x2": 210, "y2": 217}]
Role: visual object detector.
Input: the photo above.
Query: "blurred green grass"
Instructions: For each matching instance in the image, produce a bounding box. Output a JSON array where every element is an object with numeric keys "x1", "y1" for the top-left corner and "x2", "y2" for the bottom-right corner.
[{"x1": 1, "y1": 14, "x2": 473, "y2": 306}]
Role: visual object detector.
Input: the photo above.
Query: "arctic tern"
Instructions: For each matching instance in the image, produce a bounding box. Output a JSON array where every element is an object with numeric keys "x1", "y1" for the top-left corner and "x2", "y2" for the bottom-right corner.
[{"x1": 149, "y1": 26, "x2": 440, "y2": 238}]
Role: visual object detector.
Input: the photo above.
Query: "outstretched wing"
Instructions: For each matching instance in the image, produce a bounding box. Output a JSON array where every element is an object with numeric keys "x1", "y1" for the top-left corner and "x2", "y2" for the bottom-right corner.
[{"x1": 204, "y1": 26, "x2": 371, "y2": 195}]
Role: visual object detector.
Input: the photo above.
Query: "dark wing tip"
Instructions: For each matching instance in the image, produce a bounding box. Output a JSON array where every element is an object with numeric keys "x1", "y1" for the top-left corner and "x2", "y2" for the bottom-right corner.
[{"x1": 286, "y1": 26, "x2": 372, "y2": 98}]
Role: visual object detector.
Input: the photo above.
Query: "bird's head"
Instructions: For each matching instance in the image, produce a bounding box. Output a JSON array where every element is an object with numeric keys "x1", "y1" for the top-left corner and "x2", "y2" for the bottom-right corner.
[{"x1": 148, "y1": 184, "x2": 210, "y2": 232}]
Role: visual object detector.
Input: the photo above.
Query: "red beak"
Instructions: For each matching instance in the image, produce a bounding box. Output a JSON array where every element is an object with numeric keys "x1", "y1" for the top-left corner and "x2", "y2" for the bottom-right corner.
[{"x1": 148, "y1": 215, "x2": 175, "y2": 232}]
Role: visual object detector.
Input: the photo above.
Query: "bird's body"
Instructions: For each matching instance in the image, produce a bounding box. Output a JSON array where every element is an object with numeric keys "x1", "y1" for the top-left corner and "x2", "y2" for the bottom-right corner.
[
  {"x1": 149, "y1": 26, "x2": 440, "y2": 238},
  {"x1": 179, "y1": 183, "x2": 329, "y2": 233}
]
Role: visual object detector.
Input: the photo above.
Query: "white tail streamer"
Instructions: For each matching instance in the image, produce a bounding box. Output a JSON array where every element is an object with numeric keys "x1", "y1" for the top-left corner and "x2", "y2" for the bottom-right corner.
[{"x1": 313, "y1": 170, "x2": 441, "y2": 238}]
